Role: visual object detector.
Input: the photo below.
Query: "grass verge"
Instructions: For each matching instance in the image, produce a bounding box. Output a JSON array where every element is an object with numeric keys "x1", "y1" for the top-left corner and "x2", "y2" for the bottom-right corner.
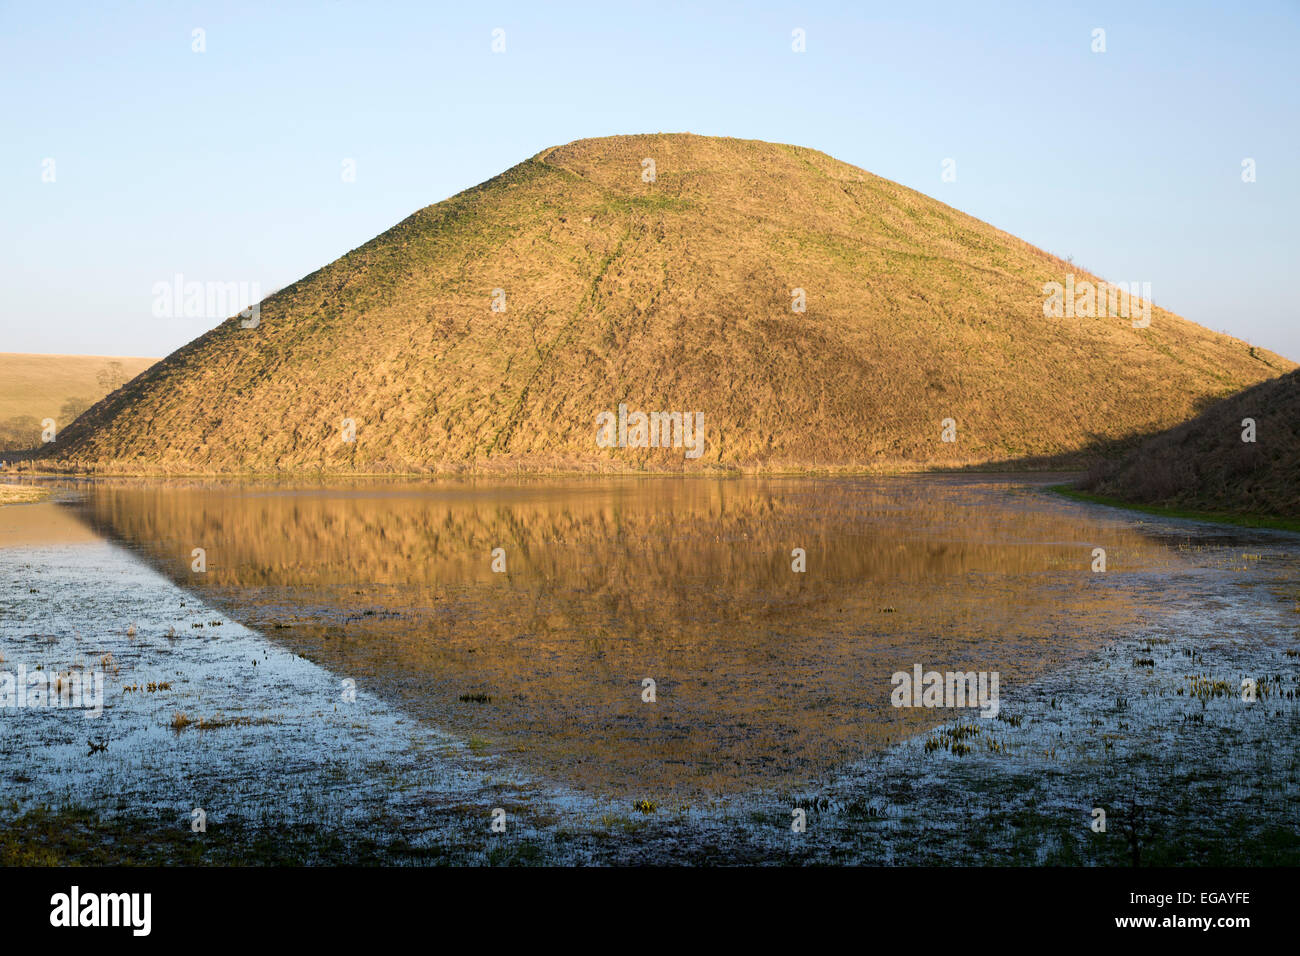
[
  {"x1": 1047, "y1": 484, "x2": 1300, "y2": 533},
  {"x1": 0, "y1": 484, "x2": 50, "y2": 506}
]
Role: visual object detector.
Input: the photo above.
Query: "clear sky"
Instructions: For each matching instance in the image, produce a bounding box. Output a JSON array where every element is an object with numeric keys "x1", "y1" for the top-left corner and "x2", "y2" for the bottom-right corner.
[{"x1": 2, "y1": 0, "x2": 1297, "y2": 360}]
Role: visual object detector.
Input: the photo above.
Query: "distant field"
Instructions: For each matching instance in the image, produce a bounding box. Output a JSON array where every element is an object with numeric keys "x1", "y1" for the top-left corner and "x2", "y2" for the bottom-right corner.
[{"x1": 0, "y1": 353, "x2": 158, "y2": 451}]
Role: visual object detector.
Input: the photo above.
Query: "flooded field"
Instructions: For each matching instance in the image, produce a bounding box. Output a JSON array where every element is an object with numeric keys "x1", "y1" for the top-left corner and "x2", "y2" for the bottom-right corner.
[{"x1": 1, "y1": 475, "x2": 1297, "y2": 864}]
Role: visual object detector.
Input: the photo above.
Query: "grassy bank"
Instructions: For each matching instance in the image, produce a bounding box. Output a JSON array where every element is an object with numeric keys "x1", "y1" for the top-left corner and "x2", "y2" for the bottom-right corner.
[
  {"x1": 1048, "y1": 483, "x2": 1300, "y2": 533},
  {"x1": 0, "y1": 484, "x2": 50, "y2": 506}
]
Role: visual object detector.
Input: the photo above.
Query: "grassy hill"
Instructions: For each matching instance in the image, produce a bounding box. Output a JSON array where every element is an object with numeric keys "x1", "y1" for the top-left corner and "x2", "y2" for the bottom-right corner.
[
  {"x1": 1075, "y1": 369, "x2": 1299, "y2": 522},
  {"x1": 36, "y1": 133, "x2": 1294, "y2": 474},
  {"x1": 0, "y1": 353, "x2": 157, "y2": 452}
]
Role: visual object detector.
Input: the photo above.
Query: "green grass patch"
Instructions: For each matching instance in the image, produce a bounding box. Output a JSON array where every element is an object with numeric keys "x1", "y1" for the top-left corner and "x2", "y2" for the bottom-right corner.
[{"x1": 1047, "y1": 484, "x2": 1300, "y2": 533}]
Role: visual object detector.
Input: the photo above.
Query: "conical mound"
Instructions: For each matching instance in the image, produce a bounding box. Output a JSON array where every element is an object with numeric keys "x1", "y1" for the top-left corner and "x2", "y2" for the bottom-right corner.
[{"x1": 46, "y1": 133, "x2": 1295, "y2": 474}]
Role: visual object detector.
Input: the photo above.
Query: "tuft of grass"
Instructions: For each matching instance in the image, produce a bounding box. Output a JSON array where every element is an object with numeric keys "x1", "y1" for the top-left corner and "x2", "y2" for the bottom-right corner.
[
  {"x1": 924, "y1": 720, "x2": 982, "y2": 756},
  {"x1": 170, "y1": 712, "x2": 270, "y2": 731},
  {"x1": 0, "y1": 484, "x2": 49, "y2": 505}
]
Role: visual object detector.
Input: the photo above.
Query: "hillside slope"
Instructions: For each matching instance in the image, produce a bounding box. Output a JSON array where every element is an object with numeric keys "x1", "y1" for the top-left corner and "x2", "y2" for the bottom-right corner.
[
  {"x1": 1078, "y1": 369, "x2": 1299, "y2": 519},
  {"x1": 39, "y1": 134, "x2": 1294, "y2": 474}
]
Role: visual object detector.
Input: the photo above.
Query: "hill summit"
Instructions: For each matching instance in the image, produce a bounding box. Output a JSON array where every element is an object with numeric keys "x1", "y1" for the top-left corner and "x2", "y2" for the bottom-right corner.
[{"x1": 45, "y1": 134, "x2": 1294, "y2": 474}]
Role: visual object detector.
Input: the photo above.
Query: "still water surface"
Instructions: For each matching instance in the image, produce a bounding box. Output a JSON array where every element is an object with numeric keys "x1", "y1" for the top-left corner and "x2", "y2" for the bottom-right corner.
[{"x1": 49, "y1": 475, "x2": 1195, "y2": 797}]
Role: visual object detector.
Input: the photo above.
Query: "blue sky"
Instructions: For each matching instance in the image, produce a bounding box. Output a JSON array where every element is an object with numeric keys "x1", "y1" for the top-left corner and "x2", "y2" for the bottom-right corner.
[{"x1": 2, "y1": 0, "x2": 1297, "y2": 359}]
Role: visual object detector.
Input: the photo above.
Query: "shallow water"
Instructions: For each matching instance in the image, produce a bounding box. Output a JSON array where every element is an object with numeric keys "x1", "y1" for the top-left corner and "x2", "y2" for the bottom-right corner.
[
  {"x1": 3, "y1": 474, "x2": 1297, "y2": 865},
  {"x1": 11, "y1": 474, "x2": 1204, "y2": 797}
]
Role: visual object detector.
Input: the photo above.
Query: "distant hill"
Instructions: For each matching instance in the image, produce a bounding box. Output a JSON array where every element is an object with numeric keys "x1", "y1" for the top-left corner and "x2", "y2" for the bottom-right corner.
[
  {"x1": 0, "y1": 353, "x2": 157, "y2": 452},
  {"x1": 1077, "y1": 369, "x2": 1299, "y2": 520},
  {"x1": 38, "y1": 133, "x2": 1294, "y2": 474}
]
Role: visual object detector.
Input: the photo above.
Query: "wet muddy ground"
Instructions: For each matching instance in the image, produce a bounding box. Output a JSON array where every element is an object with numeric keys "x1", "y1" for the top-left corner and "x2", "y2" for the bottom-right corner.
[{"x1": 1, "y1": 476, "x2": 1296, "y2": 864}]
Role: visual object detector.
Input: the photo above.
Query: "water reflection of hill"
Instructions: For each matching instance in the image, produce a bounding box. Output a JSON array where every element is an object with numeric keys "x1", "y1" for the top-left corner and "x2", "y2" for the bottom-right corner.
[{"x1": 69, "y1": 477, "x2": 1184, "y2": 797}]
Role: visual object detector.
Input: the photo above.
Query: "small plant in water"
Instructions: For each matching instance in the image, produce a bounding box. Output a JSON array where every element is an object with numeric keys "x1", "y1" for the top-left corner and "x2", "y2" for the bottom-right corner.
[{"x1": 924, "y1": 721, "x2": 981, "y2": 756}]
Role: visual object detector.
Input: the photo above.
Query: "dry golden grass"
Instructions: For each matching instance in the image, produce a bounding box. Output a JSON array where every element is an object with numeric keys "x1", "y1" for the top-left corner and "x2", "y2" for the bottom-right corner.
[
  {"x1": 0, "y1": 484, "x2": 49, "y2": 505},
  {"x1": 0, "y1": 353, "x2": 157, "y2": 451},
  {"x1": 37, "y1": 134, "x2": 1295, "y2": 474},
  {"x1": 1081, "y1": 369, "x2": 1300, "y2": 518}
]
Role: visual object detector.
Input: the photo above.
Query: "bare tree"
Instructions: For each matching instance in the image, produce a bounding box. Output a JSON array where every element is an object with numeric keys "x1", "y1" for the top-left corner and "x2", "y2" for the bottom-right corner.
[
  {"x1": 60, "y1": 396, "x2": 92, "y2": 422},
  {"x1": 96, "y1": 360, "x2": 126, "y2": 392}
]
